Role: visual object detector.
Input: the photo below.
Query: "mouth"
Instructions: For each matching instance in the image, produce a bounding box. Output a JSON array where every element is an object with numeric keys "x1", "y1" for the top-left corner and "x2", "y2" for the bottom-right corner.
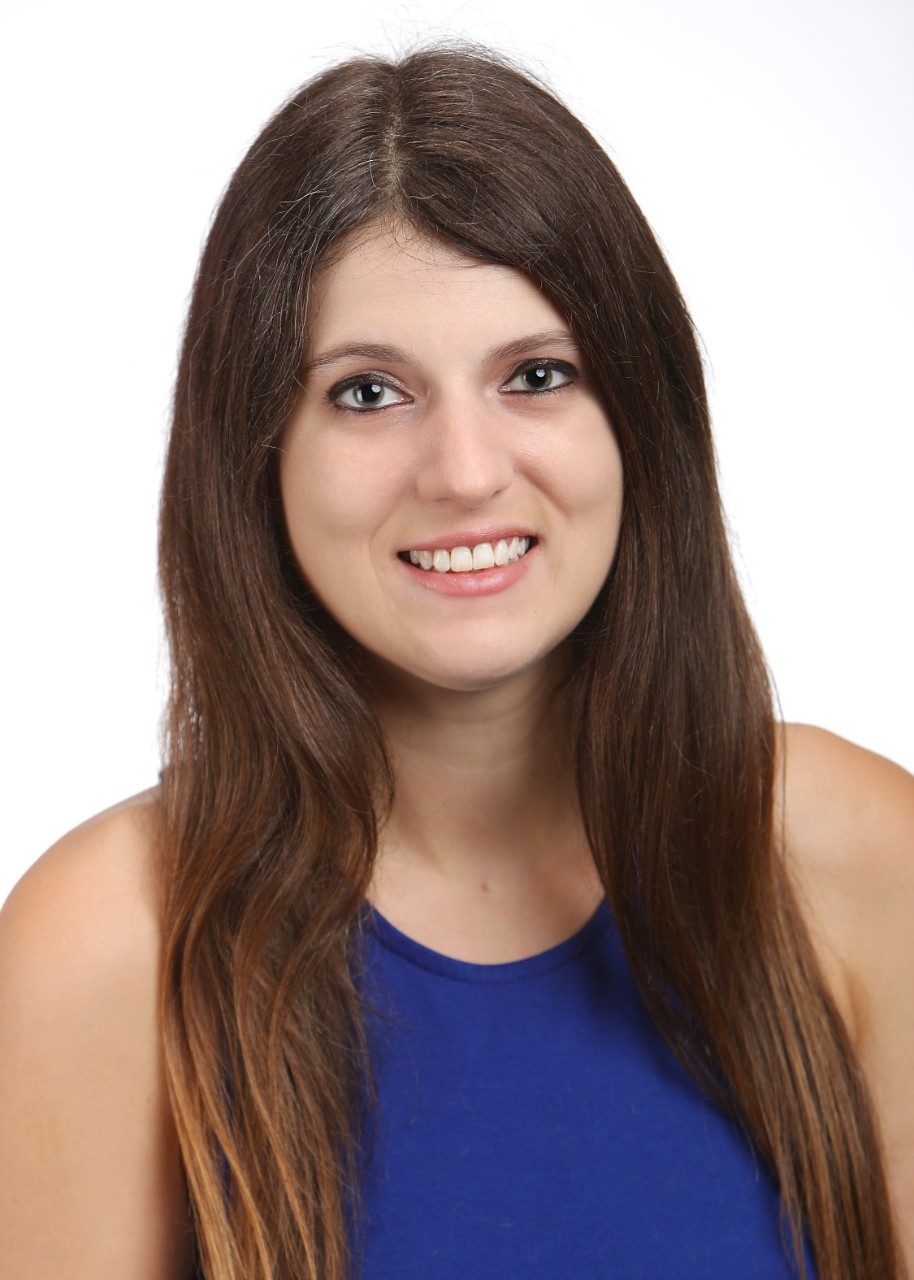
[{"x1": 398, "y1": 536, "x2": 535, "y2": 574}]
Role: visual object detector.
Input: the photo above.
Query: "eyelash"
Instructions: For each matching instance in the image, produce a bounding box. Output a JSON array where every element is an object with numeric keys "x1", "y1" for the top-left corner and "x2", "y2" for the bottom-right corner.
[
  {"x1": 327, "y1": 372, "x2": 409, "y2": 413},
  {"x1": 326, "y1": 358, "x2": 578, "y2": 413},
  {"x1": 502, "y1": 358, "x2": 577, "y2": 396}
]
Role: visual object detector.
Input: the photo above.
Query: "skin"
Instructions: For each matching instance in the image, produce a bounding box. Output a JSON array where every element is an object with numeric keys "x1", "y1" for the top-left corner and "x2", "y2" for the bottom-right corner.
[
  {"x1": 781, "y1": 725, "x2": 914, "y2": 1265},
  {"x1": 279, "y1": 225, "x2": 622, "y2": 954},
  {"x1": 0, "y1": 793, "x2": 194, "y2": 1278},
  {"x1": 1, "y1": 226, "x2": 911, "y2": 1275},
  {"x1": 280, "y1": 224, "x2": 624, "y2": 699}
]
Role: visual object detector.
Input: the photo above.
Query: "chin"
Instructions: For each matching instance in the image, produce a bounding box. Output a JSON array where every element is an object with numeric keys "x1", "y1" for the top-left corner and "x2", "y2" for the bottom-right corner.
[
  {"x1": 365, "y1": 641, "x2": 566, "y2": 700},
  {"x1": 423, "y1": 665, "x2": 531, "y2": 694}
]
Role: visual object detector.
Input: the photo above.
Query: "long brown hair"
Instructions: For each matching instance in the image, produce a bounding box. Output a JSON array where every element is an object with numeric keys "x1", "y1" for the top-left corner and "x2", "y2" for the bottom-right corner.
[{"x1": 159, "y1": 45, "x2": 901, "y2": 1279}]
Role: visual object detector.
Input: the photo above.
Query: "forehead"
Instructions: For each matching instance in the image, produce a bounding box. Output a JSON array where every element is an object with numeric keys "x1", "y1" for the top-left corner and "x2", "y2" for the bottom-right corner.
[{"x1": 306, "y1": 223, "x2": 571, "y2": 354}]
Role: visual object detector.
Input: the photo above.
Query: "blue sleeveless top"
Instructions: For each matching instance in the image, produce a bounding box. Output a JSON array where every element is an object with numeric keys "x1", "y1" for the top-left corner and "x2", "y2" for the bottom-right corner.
[{"x1": 354, "y1": 900, "x2": 817, "y2": 1279}]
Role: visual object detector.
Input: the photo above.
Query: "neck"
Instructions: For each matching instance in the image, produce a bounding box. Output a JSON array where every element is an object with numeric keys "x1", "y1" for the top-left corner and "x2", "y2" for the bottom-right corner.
[{"x1": 367, "y1": 656, "x2": 602, "y2": 951}]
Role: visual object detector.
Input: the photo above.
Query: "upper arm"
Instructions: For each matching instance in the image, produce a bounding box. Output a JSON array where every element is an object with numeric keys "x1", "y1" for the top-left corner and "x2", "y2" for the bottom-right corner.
[
  {"x1": 0, "y1": 796, "x2": 194, "y2": 1278},
  {"x1": 782, "y1": 725, "x2": 914, "y2": 1256}
]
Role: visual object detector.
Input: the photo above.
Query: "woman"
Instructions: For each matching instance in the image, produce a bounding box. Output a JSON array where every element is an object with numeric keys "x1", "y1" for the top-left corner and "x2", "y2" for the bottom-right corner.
[{"x1": 0, "y1": 45, "x2": 911, "y2": 1280}]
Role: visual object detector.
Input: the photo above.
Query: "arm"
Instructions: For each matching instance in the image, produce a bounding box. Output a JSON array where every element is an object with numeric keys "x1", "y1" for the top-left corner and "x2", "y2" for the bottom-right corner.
[
  {"x1": 782, "y1": 724, "x2": 914, "y2": 1269},
  {"x1": 0, "y1": 794, "x2": 194, "y2": 1278}
]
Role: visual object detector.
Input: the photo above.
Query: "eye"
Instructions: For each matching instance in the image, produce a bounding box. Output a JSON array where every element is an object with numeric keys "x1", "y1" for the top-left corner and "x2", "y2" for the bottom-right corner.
[
  {"x1": 503, "y1": 359, "x2": 576, "y2": 395},
  {"x1": 329, "y1": 375, "x2": 410, "y2": 412}
]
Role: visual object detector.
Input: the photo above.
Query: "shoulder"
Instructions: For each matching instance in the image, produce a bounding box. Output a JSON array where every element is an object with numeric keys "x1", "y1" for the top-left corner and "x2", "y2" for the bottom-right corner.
[
  {"x1": 0, "y1": 792, "x2": 167, "y2": 1041},
  {"x1": 779, "y1": 724, "x2": 914, "y2": 1248},
  {"x1": 780, "y1": 722, "x2": 914, "y2": 867},
  {"x1": 2, "y1": 789, "x2": 164, "y2": 956},
  {"x1": 779, "y1": 723, "x2": 914, "y2": 1025},
  {"x1": 0, "y1": 791, "x2": 194, "y2": 1278},
  {"x1": 779, "y1": 724, "x2": 914, "y2": 980}
]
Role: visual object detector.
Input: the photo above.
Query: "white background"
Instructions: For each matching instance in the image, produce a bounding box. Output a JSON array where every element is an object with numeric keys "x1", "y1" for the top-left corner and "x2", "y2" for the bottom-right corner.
[{"x1": 2, "y1": 0, "x2": 911, "y2": 906}]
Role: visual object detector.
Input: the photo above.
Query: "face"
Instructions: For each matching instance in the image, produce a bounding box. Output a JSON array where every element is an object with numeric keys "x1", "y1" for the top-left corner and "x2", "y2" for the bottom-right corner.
[{"x1": 279, "y1": 224, "x2": 623, "y2": 695}]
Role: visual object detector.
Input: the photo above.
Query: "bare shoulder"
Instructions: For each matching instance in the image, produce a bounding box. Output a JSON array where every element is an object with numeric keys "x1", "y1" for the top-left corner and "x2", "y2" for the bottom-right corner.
[
  {"x1": 779, "y1": 724, "x2": 914, "y2": 1253},
  {"x1": 0, "y1": 792, "x2": 167, "y2": 1048},
  {"x1": 2, "y1": 788, "x2": 164, "y2": 949},
  {"x1": 779, "y1": 724, "x2": 914, "y2": 968},
  {"x1": 0, "y1": 792, "x2": 194, "y2": 1278},
  {"x1": 780, "y1": 722, "x2": 914, "y2": 872}
]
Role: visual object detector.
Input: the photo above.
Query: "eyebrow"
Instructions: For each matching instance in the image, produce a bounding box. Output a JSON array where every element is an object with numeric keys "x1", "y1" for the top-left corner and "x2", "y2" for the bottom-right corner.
[{"x1": 303, "y1": 330, "x2": 581, "y2": 378}]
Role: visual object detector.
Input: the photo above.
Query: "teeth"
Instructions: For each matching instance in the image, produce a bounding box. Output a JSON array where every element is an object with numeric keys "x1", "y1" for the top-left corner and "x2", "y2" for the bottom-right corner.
[
  {"x1": 450, "y1": 546, "x2": 473, "y2": 573},
  {"x1": 407, "y1": 538, "x2": 531, "y2": 573}
]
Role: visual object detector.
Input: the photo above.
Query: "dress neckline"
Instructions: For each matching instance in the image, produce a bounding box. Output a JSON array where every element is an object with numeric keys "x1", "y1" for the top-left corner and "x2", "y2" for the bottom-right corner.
[{"x1": 362, "y1": 899, "x2": 610, "y2": 985}]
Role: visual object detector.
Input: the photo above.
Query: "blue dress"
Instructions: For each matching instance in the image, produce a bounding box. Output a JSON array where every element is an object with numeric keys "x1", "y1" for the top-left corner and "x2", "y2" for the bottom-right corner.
[{"x1": 354, "y1": 900, "x2": 817, "y2": 1279}]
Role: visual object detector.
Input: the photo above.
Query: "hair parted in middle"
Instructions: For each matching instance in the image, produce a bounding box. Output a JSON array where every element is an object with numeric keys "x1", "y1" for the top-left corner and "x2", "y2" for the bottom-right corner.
[{"x1": 158, "y1": 44, "x2": 901, "y2": 1280}]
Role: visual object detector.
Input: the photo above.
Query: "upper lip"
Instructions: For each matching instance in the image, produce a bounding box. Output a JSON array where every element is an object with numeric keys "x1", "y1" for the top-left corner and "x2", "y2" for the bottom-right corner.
[{"x1": 399, "y1": 527, "x2": 537, "y2": 552}]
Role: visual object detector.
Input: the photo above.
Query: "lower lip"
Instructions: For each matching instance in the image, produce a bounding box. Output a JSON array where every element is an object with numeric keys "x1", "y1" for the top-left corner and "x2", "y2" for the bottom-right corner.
[{"x1": 399, "y1": 546, "x2": 537, "y2": 596}]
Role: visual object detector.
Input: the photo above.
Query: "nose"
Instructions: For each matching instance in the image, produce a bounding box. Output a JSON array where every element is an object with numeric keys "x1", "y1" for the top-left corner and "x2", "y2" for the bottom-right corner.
[{"x1": 414, "y1": 398, "x2": 514, "y2": 507}]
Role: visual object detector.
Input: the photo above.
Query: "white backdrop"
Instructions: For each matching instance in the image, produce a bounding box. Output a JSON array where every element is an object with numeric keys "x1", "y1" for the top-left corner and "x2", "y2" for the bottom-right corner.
[{"x1": 2, "y1": 0, "x2": 911, "y2": 906}]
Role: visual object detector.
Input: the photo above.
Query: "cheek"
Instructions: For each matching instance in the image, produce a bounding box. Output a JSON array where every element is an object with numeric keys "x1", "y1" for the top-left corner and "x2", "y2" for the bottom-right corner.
[
  {"x1": 279, "y1": 436, "x2": 395, "y2": 561},
  {"x1": 581, "y1": 445, "x2": 624, "y2": 520},
  {"x1": 537, "y1": 425, "x2": 624, "y2": 536},
  {"x1": 582, "y1": 423, "x2": 624, "y2": 517}
]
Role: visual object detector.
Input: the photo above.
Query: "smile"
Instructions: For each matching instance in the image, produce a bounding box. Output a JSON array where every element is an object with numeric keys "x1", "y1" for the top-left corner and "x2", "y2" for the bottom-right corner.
[{"x1": 404, "y1": 537, "x2": 533, "y2": 573}]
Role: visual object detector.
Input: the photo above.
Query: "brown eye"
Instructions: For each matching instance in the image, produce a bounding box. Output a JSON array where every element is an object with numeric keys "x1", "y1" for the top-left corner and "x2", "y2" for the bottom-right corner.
[
  {"x1": 504, "y1": 361, "x2": 575, "y2": 394},
  {"x1": 525, "y1": 366, "x2": 553, "y2": 390},
  {"x1": 331, "y1": 377, "x2": 408, "y2": 411},
  {"x1": 349, "y1": 382, "x2": 385, "y2": 406}
]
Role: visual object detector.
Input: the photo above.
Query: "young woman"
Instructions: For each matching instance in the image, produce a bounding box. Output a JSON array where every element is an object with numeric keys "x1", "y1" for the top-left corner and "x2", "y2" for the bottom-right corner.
[{"x1": 1, "y1": 45, "x2": 911, "y2": 1280}]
